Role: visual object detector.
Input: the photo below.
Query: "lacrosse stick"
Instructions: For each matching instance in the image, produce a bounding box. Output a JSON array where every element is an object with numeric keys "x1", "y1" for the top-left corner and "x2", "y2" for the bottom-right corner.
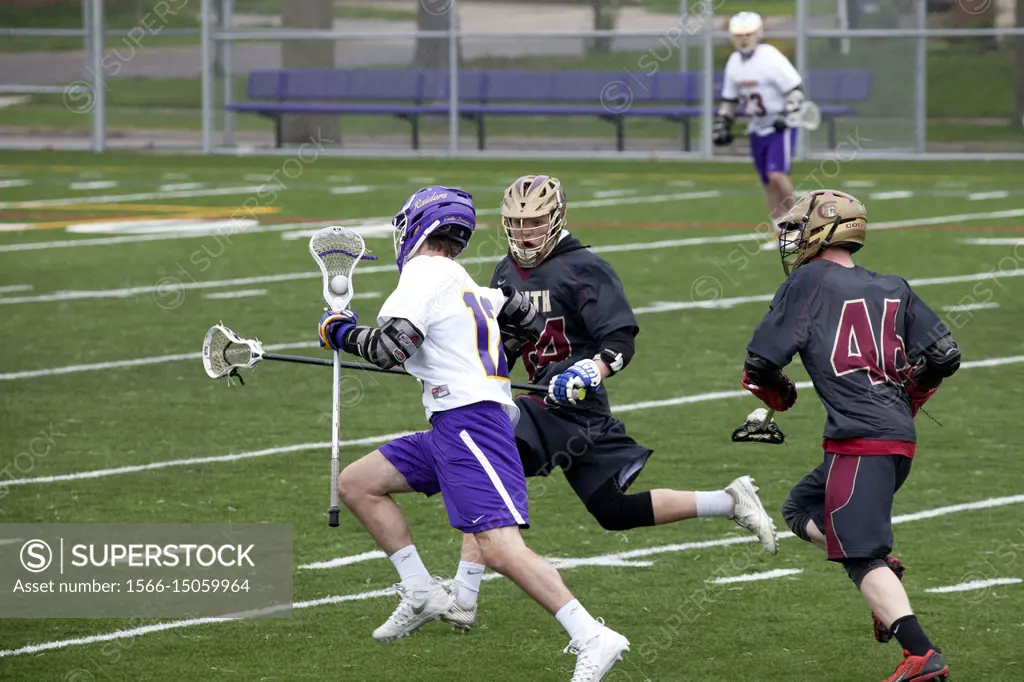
[
  {"x1": 786, "y1": 101, "x2": 821, "y2": 131},
  {"x1": 731, "y1": 407, "x2": 786, "y2": 445},
  {"x1": 309, "y1": 226, "x2": 377, "y2": 528},
  {"x1": 201, "y1": 324, "x2": 556, "y2": 394}
]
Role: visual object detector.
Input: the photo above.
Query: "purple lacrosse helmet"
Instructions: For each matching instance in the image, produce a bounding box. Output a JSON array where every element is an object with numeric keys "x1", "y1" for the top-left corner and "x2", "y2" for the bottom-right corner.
[{"x1": 392, "y1": 186, "x2": 476, "y2": 272}]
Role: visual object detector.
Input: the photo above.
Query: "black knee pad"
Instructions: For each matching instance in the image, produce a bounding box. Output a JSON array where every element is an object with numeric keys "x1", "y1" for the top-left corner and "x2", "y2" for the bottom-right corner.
[
  {"x1": 584, "y1": 479, "x2": 655, "y2": 531},
  {"x1": 842, "y1": 557, "x2": 889, "y2": 590},
  {"x1": 781, "y1": 494, "x2": 812, "y2": 542}
]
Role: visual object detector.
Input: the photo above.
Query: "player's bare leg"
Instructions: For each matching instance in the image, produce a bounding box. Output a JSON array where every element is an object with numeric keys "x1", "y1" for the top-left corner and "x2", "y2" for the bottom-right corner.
[
  {"x1": 859, "y1": 566, "x2": 948, "y2": 681},
  {"x1": 338, "y1": 451, "x2": 454, "y2": 642},
  {"x1": 648, "y1": 478, "x2": 778, "y2": 555},
  {"x1": 761, "y1": 171, "x2": 796, "y2": 250},
  {"x1": 804, "y1": 518, "x2": 828, "y2": 551},
  {"x1": 473, "y1": 525, "x2": 629, "y2": 682}
]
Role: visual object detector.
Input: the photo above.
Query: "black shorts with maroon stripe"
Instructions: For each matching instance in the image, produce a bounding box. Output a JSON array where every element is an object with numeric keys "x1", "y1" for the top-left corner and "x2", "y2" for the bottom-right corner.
[{"x1": 787, "y1": 452, "x2": 913, "y2": 561}]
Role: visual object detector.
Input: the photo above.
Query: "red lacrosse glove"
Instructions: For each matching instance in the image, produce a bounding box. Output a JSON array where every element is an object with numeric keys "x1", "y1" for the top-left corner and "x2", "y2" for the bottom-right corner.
[
  {"x1": 742, "y1": 369, "x2": 798, "y2": 412},
  {"x1": 906, "y1": 384, "x2": 938, "y2": 418}
]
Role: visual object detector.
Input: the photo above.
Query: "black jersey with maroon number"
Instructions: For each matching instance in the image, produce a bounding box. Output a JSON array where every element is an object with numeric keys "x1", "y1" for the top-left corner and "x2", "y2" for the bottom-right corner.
[
  {"x1": 747, "y1": 258, "x2": 949, "y2": 445},
  {"x1": 491, "y1": 234, "x2": 639, "y2": 416}
]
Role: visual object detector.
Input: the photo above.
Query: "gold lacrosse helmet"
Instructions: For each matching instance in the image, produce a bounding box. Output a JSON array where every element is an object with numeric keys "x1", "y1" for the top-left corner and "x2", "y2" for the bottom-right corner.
[
  {"x1": 778, "y1": 189, "x2": 867, "y2": 275},
  {"x1": 500, "y1": 175, "x2": 567, "y2": 268}
]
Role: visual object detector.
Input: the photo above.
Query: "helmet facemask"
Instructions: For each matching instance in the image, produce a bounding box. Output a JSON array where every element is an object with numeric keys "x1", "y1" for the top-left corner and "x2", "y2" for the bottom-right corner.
[{"x1": 500, "y1": 175, "x2": 567, "y2": 268}]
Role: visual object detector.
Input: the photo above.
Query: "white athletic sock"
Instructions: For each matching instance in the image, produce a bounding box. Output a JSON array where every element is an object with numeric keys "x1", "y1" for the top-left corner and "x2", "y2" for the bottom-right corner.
[
  {"x1": 695, "y1": 491, "x2": 735, "y2": 517},
  {"x1": 454, "y1": 561, "x2": 485, "y2": 607},
  {"x1": 555, "y1": 599, "x2": 600, "y2": 642},
  {"x1": 389, "y1": 545, "x2": 429, "y2": 589}
]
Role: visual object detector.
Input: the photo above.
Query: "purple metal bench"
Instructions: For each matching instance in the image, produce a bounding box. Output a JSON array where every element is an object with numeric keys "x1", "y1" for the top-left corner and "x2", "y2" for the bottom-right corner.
[{"x1": 228, "y1": 69, "x2": 871, "y2": 151}]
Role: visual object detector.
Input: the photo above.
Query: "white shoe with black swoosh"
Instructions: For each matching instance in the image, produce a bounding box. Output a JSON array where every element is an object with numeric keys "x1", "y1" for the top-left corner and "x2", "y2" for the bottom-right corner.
[
  {"x1": 372, "y1": 577, "x2": 454, "y2": 642},
  {"x1": 439, "y1": 579, "x2": 477, "y2": 630}
]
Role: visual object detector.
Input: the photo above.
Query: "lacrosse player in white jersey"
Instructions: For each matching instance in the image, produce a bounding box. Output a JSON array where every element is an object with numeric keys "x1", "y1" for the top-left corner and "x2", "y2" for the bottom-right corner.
[
  {"x1": 713, "y1": 11, "x2": 804, "y2": 249},
  {"x1": 317, "y1": 186, "x2": 630, "y2": 682}
]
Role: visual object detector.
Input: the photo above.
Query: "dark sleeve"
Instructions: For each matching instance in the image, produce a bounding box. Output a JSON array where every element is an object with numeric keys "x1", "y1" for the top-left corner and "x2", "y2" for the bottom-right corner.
[
  {"x1": 903, "y1": 283, "x2": 951, "y2": 357},
  {"x1": 573, "y1": 256, "x2": 640, "y2": 343},
  {"x1": 488, "y1": 265, "x2": 501, "y2": 288},
  {"x1": 746, "y1": 272, "x2": 811, "y2": 369}
]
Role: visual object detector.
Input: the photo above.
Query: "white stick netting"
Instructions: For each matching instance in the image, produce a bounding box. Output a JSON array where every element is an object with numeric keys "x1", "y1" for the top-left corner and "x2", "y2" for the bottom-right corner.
[
  {"x1": 308, "y1": 226, "x2": 370, "y2": 310},
  {"x1": 202, "y1": 325, "x2": 264, "y2": 379}
]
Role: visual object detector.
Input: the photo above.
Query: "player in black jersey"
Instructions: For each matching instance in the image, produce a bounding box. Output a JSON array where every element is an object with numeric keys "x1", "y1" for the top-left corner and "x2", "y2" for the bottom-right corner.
[
  {"x1": 742, "y1": 190, "x2": 959, "y2": 682},
  {"x1": 439, "y1": 175, "x2": 779, "y2": 632}
]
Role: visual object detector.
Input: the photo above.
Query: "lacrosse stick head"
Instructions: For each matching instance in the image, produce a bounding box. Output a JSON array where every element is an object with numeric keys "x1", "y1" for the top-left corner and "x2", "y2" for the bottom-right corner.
[
  {"x1": 787, "y1": 101, "x2": 821, "y2": 131},
  {"x1": 308, "y1": 226, "x2": 375, "y2": 310},
  {"x1": 732, "y1": 407, "x2": 786, "y2": 445},
  {"x1": 391, "y1": 186, "x2": 476, "y2": 273},
  {"x1": 202, "y1": 324, "x2": 265, "y2": 379}
]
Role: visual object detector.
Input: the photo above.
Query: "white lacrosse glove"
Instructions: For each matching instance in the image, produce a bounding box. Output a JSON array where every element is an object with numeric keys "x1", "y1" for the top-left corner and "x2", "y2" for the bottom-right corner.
[{"x1": 548, "y1": 358, "x2": 602, "y2": 406}]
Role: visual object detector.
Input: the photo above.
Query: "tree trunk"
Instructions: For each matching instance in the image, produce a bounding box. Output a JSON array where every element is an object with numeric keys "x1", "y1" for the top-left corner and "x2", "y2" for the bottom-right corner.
[
  {"x1": 280, "y1": 0, "x2": 339, "y2": 146},
  {"x1": 414, "y1": 2, "x2": 461, "y2": 70},
  {"x1": 1016, "y1": 0, "x2": 1024, "y2": 126},
  {"x1": 589, "y1": 0, "x2": 619, "y2": 55}
]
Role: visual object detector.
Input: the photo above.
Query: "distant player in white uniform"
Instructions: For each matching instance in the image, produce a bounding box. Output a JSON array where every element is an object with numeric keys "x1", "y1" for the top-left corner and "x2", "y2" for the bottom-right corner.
[
  {"x1": 713, "y1": 11, "x2": 805, "y2": 249},
  {"x1": 317, "y1": 186, "x2": 630, "y2": 682}
]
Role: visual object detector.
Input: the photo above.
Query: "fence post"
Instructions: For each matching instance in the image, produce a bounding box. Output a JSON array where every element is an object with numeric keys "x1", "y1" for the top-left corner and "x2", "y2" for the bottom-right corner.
[
  {"x1": 223, "y1": 0, "x2": 235, "y2": 147},
  {"x1": 448, "y1": 0, "x2": 460, "y2": 158},
  {"x1": 700, "y1": 1, "x2": 714, "y2": 161},
  {"x1": 795, "y1": 0, "x2": 808, "y2": 160},
  {"x1": 89, "y1": 0, "x2": 105, "y2": 152},
  {"x1": 201, "y1": 0, "x2": 213, "y2": 154},
  {"x1": 678, "y1": 0, "x2": 687, "y2": 73},
  {"x1": 915, "y1": 0, "x2": 927, "y2": 153}
]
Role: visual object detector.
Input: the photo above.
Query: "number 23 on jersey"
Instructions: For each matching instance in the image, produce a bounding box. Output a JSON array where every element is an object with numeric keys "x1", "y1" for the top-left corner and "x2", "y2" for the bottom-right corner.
[{"x1": 462, "y1": 291, "x2": 509, "y2": 380}]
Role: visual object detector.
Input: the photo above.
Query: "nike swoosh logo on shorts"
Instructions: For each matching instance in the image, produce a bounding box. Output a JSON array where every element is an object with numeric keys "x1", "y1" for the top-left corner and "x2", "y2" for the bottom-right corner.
[{"x1": 471, "y1": 515, "x2": 485, "y2": 524}]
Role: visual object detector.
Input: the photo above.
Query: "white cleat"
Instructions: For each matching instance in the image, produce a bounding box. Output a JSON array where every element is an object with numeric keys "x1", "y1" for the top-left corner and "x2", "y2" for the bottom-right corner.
[
  {"x1": 564, "y1": 620, "x2": 630, "y2": 682},
  {"x1": 372, "y1": 577, "x2": 455, "y2": 643},
  {"x1": 439, "y1": 579, "x2": 477, "y2": 631},
  {"x1": 726, "y1": 475, "x2": 779, "y2": 555}
]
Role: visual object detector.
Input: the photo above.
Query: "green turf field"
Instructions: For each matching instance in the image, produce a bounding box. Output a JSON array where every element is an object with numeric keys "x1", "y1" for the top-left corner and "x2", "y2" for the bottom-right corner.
[{"x1": 1, "y1": 151, "x2": 1023, "y2": 681}]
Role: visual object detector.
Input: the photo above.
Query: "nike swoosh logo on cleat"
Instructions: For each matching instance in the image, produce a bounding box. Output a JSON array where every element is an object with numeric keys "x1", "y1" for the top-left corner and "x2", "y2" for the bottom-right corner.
[{"x1": 467, "y1": 569, "x2": 484, "y2": 575}]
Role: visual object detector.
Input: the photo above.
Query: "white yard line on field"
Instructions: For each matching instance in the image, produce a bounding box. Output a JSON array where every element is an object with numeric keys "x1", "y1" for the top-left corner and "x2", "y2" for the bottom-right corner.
[
  {"x1": 2, "y1": 493, "x2": 1022, "y2": 659},
  {"x1": 69, "y1": 181, "x2": 118, "y2": 191},
  {"x1": 0, "y1": 340, "x2": 319, "y2": 381},
  {"x1": 0, "y1": 280, "x2": 380, "y2": 307},
  {"x1": 961, "y1": 238, "x2": 1024, "y2": 246},
  {"x1": 0, "y1": 179, "x2": 30, "y2": 189},
  {"x1": 328, "y1": 185, "x2": 375, "y2": 195},
  {"x1": 0, "y1": 185, "x2": 267, "y2": 210},
  {"x1": 202, "y1": 288, "x2": 268, "y2": 300},
  {"x1": 711, "y1": 568, "x2": 804, "y2": 584},
  {"x1": 968, "y1": 191, "x2": 1010, "y2": 201},
  {"x1": 869, "y1": 191, "x2": 914, "y2": 200},
  {"x1": 0, "y1": 284, "x2": 32, "y2": 293},
  {"x1": 0, "y1": 353, "x2": 1018, "y2": 485},
  {"x1": 157, "y1": 182, "x2": 205, "y2": 192},
  {"x1": 943, "y1": 302, "x2": 999, "y2": 312},
  {"x1": 872, "y1": 208, "x2": 1024, "y2": 231},
  {"x1": 925, "y1": 578, "x2": 1021, "y2": 594},
  {"x1": 298, "y1": 551, "x2": 387, "y2": 570}
]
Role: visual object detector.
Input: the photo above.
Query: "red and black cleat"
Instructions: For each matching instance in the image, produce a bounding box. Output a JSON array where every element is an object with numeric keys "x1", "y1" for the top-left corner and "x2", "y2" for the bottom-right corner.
[
  {"x1": 873, "y1": 555, "x2": 907, "y2": 643},
  {"x1": 883, "y1": 649, "x2": 949, "y2": 682}
]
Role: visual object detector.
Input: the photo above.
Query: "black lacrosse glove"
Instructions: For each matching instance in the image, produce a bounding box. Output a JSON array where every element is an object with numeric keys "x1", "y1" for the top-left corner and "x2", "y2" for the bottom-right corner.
[{"x1": 712, "y1": 114, "x2": 734, "y2": 146}]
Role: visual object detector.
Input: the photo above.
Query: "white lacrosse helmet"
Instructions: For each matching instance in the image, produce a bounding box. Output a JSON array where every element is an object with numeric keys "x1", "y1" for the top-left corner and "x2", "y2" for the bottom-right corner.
[{"x1": 729, "y1": 11, "x2": 763, "y2": 53}]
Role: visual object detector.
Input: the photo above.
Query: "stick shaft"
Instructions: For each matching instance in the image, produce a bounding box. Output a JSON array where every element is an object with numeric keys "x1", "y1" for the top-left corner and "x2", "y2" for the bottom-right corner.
[
  {"x1": 328, "y1": 351, "x2": 341, "y2": 527},
  {"x1": 261, "y1": 352, "x2": 550, "y2": 394}
]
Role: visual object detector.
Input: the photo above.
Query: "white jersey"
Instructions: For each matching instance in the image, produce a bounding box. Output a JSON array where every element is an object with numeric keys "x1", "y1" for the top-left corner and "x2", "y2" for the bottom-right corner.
[
  {"x1": 377, "y1": 255, "x2": 518, "y2": 424},
  {"x1": 721, "y1": 44, "x2": 802, "y2": 137}
]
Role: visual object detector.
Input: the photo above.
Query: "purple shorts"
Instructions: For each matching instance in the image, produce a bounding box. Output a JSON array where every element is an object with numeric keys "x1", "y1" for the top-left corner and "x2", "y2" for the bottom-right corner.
[
  {"x1": 380, "y1": 401, "x2": 529, "y2": 534},
  {"x1": 750, "y1": 128, "x2": 797, "y2": 185}
]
